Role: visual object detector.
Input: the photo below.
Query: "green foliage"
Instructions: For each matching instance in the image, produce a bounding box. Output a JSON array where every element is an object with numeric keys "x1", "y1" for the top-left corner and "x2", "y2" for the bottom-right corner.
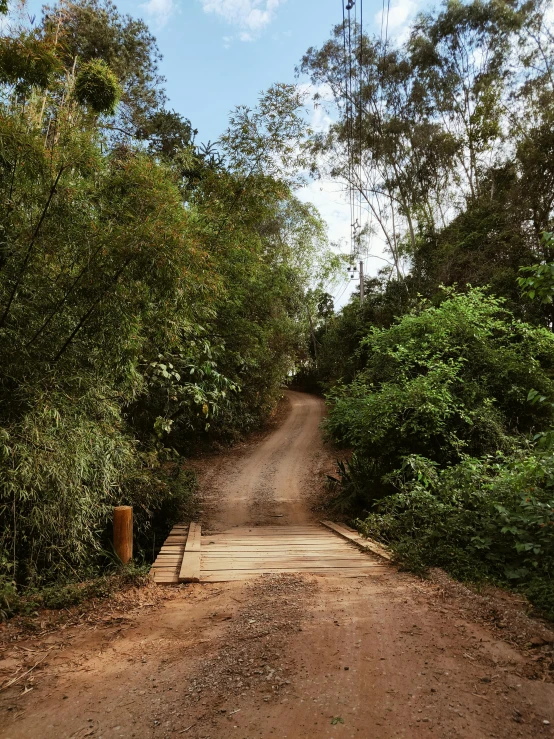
[
  {"x1": 0, "y1": 387, "x2": 137, "y2": 584},
  {"x1": 0, "y1": 565, "x2": 149, "y2": 621},
  {"x1": 518, "y1": 233, "x2": 554, "y2": 304},
  {"x1": 42, "y1": 0, "x2": 166, "y2": 131},
  {"x1": 325, "y1": 289, "x2": 554, "y2": 503},
  {"x1": 0, "y1": 32, "x2": 60, "y2": 92},
  {"x1": 74, "y1": 58, "x2": 121, "y2": 114},
  {"x1": 302, "y1": 0, "x2": 554, "y2": 326},
  {"x1": 309, "y1": 0, "x2": 554, "y2": 616},
  {"x1": 359, "y1": 451, "x2": 554, "y2": 618},
  {"x1": 0, "y1": 6, "x2": 332, "y2": 595}
]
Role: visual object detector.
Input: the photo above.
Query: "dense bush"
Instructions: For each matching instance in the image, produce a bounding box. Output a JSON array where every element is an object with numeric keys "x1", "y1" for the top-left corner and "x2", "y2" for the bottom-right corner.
[
  {"x1": 74, "y1": 58, "x2": 121, "y2": 113},
  {"x1": 359, "y1": 452, "x2": 554, "y2": 618},
  {"x1": 323, "y1": 289, "x2": 554, "y2": 618},
  {"x1": 308, "y1": 0, "x2": 554, "y2": 618},
  {"x1": 0, "y1": 4, "x2": 329, "y2": 598},
  {"x1": 325, "y1": 289, "x2": 554, "y2": 501}
]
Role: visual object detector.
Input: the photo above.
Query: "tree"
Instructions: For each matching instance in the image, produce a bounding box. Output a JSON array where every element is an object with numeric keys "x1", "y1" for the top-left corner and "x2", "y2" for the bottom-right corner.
[
  {"x1": 0, "y1": 11, "x2": 336, "y2": 589},
  {"x1": 40, "y1": 0, "x2": 171, "y2": 139}
]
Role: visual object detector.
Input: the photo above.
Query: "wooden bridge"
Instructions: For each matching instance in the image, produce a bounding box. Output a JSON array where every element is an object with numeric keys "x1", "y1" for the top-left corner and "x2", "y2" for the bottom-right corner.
[{"x1": 151, "y1": 521, "x2": 390, "y2": 584}]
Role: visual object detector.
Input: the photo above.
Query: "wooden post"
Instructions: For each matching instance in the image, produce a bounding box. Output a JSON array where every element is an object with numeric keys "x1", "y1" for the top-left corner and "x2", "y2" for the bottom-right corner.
[{"x1": 113, "y1": 506, "x2": 133, "y2": 564}]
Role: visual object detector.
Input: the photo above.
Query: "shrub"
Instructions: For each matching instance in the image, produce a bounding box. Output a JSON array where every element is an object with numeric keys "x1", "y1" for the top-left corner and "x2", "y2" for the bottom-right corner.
[
  {"x1": 0, "y1": 383, "x2": 197, "y2": 588},
  {"x1": 0, "y1": 32, "x2": 60, "y2": 92},
  {"x1": 359, "y1": 451, "x2": 554, "y2": 618},
  {"x1": 325, "y1": 288, "x2": 554, "y2": 505}
]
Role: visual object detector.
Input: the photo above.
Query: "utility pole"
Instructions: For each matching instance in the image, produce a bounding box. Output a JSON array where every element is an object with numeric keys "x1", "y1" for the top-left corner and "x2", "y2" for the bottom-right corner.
[{"x1": 359, "y1": 260, "x2": 364, "y2": 306}]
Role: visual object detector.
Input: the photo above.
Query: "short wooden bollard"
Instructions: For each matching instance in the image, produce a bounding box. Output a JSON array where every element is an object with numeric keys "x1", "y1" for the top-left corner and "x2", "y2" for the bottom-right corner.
[{"x1": 113, "y1": 506, "x2": 133, "y2": 564}]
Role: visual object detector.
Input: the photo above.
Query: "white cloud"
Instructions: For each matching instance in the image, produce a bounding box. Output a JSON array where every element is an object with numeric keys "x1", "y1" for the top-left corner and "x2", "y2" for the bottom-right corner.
[
  {"x1": 375, "y1": 0, "x2": 418, "y2": 42},
  {"x1": 200, "y1": 0, "x2": 284, "y2": 38},
  {"x1": 141, "y1": 0, "x2": 178, "y2": 28}
]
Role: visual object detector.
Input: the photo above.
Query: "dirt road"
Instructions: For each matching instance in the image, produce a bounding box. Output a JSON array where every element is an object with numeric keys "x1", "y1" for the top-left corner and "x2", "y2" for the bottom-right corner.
[
  {"x1": 1, "y1": 390, "x2": 554, "y2": 739},
  {"x1": 205, "y1": 390, "x2": 325, "y2": 530}
]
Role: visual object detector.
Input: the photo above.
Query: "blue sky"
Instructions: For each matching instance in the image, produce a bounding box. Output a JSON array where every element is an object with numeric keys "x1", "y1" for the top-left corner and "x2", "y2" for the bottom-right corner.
[
  {"x1": 21, "y1": 0, "x2": 423, "y2": 305},
  {"x1": 23, "y1": 0, "x2": 421, "y2": 143}
]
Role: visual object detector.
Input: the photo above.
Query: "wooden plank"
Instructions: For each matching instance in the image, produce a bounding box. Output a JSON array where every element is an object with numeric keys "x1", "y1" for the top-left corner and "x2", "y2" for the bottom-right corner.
[
  {"x1": 204, "y1": 532, "x2": 334, "y2": 536},
  {"x1": 201, "y1": 564, "x2": 386, "y2": 571},
  {"x1": 179, "y1": 522, "x2": 201, "y2": 582},
  {"x1": 321, "y1": 520, "x2": 392, "y2": 561},
  {"x1": 201, "y1": 542, "x2": 350, "y2": 546},
  {"x1": 186, "y1": 522, "x2": 202, "y2": 551},
  {"x1": 213, "y1": 532, "x2": 326, "y2": 536},
  {"x1": 216, "y1": 526, "x2": 323, "y2": 530},
  {"x1": 201, "y1": 545, "x2": 352, "y2": 556},
  {"x1": 204, "y1": 531, "x2": 333, "y2": 536},
  {"x1": 202, "y1": 538, "x2": 333, "y2": 549},
  {"x1": 202, "y1": 535, "x2": 323, "y2": 540},
  {"x1": 153, "y1": 560, "x2": 182, "y2": 565},
  {"x1": 179, "y1": 554, "x2": 200, "y2": 582},
  {"x1": 154, "y1": 522, "x2": 391, "y2": 585},
  {"x1": 153, "y1": 559, "x2": 182, "y2": 564},
  {"x1": 201, "y1": 554, "x2": 369, "y2": 561},
  {"x1": 151, "y1": 523, "x2": 190, "y2": 584}
]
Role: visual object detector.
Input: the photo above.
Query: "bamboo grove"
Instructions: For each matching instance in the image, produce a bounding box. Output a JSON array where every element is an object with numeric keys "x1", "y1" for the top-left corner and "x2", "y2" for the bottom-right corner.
[{"x1": 0, "y1": 1, "x2": 335, "y2": 592}]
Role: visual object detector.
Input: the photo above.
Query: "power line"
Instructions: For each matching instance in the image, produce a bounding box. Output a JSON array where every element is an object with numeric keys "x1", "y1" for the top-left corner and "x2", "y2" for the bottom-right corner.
[{"x1": 333, "y1": 279, "x2": 351, "y2": 306}]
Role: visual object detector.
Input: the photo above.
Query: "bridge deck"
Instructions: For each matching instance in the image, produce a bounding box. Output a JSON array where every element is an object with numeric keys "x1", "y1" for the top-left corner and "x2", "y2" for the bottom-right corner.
[{"x1": 152, "y1": 523, "x2": 389, "y2": 584}]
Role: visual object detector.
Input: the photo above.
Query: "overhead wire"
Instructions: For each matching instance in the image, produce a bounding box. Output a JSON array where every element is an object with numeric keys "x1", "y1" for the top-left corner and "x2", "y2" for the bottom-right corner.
[
  {"x1": 340, "y1": 0, "x2": 395, "y2": 302},
  {"x1": 333, "y1": 279, "x2": 351, "y2": 306},
  {"x1": 341, "y1": 1, "x2": 352, "y2": 259},
  {"x1": 346, "y1": 1, "x2": 356, "y2": 260},
  {"x1": 358, "y1": 0, "x2": 365, "y2": 272}
]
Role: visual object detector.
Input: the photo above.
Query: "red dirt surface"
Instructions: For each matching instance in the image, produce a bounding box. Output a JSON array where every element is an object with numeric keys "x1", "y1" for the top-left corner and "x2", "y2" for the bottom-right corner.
[{"x1": 1, "y1": 390, "x2": 553, "y2": 738}]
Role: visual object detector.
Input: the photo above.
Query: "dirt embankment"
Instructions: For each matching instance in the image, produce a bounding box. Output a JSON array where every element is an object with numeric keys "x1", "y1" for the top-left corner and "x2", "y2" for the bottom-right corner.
[{"x1": 1, "y1": 390, "x2": 553, "y2": 738}]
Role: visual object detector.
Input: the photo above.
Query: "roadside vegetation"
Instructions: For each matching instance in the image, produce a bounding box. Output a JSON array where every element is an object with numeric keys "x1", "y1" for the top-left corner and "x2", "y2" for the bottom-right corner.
[
  {"x1": 0, "y1": 1, "x2": 337, "y2": 614},
  {"x1": 3, "y1": 0, "x2": 554, "y2": 625},
  {"x1": 303, "y1": 0, "x2": 554, "y2": 618}
]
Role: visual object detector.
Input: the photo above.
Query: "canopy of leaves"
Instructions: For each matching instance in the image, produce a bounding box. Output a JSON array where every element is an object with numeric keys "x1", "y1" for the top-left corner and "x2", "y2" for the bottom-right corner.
[
  {"x1": 0, "y1": 3, "x2": 333, "y2": 592},
  {"x1": 310, "y1": 1, "x2": 554, "y2": 617},
  {"x1": 42, "y1": 0, "x2": 165, "y2": 129},
  {"x1": 0, "y1": 31, "x2": 61, "y2": 92},
  {"x1": 74, "y1": 58, "x2": 121, "y2": 113},
  {"x1": 325, "y1": 289, "x2": 554, "y2": 500}
]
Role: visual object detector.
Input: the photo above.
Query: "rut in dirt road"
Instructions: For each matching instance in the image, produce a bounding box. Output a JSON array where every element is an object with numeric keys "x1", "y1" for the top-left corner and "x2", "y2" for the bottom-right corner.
[{"x1": 2, "y1": 390, "x2": 554, "y2": 739}]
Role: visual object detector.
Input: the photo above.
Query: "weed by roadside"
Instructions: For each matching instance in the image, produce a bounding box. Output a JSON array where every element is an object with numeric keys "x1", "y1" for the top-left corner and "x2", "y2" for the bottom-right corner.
[{"x1": 0, "y1": 563, "x2": 150, "y2": 622}]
